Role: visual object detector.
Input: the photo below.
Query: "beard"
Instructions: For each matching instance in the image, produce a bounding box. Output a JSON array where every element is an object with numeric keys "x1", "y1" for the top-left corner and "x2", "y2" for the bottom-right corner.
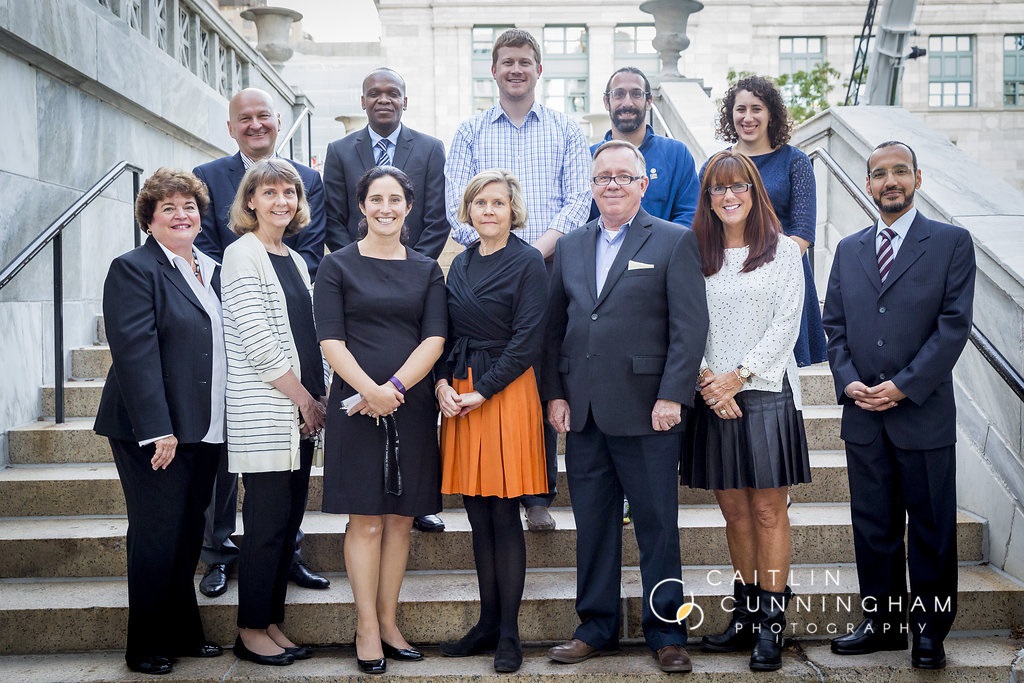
[
  {"x1": 611, "y1": 106, "x2": 645, "y2": 134},
  {"x1": 873, "y1": 187, "x2": 915, "y2": 215}
]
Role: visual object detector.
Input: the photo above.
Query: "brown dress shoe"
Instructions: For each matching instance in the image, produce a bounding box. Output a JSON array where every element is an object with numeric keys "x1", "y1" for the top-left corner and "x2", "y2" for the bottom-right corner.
[
  {"x1": 655, "y1": 644, "x2": 692, "y2": 673},
  {"x1": 547, "y1": 638, "x2": 609, "y2": 664}
]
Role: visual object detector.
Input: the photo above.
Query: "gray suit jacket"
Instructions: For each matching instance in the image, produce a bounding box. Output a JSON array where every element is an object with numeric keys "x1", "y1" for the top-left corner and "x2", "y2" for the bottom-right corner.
[
  {"x1": 323, "y1": 125, "x2": 449, "y2": 259},
  {"x1": 542, "y1": 208, "x2": 709, "y2": 436},
  {"x1": 822, "y1": 211, "x2": 976, "y2": 450}
]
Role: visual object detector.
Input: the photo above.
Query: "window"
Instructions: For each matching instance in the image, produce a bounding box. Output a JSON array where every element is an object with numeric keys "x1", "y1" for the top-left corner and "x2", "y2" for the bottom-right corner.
[
  {"x1": 1004, "y1": 34, "x2": 1024, "y2": 107},
  {"x1": 542, "y1": 25, "x2": 589, "y2": 113},
  {"x1": 471, "y1": 25, "x2": 513, "y2": 112},
  {"x1": 779, "y1": 36, "x2": 825, "y2": 76},
  {"x1": 928, "y1": 35, "x2": 973, "y2": 107},
  {"x1": 614, "y1": 24, "x2": 659, "y2": 75}
]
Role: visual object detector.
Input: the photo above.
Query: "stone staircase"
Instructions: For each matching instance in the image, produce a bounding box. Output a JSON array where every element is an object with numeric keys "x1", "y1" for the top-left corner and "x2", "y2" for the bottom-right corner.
[{"x1": 1, "y1": 318, "x2": 1022, "y2": 681}]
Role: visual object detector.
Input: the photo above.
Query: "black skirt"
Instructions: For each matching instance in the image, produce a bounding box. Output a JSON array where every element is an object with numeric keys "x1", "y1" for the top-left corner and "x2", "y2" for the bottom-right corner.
[{"x1": 682, "y1": 377, "x2": 811, "y2": 490}]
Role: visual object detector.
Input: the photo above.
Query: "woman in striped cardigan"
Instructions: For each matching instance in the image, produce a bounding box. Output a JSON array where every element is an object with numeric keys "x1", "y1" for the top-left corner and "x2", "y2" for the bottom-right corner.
[{"x1": 221, "y1": 159, "x2": 327, "y2": 667}]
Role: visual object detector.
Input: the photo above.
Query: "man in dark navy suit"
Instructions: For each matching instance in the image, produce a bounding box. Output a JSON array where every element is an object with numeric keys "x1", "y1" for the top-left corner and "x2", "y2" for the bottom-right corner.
[
  {"x1": 542, "y1": 141, "x2": 708, "y2": 673},
  {"x1": 823, "y1": 141, "x2": 976, "y2": 670},
  {"x1": 192, "y1": 88, "x2": 328, "y2": 596}
]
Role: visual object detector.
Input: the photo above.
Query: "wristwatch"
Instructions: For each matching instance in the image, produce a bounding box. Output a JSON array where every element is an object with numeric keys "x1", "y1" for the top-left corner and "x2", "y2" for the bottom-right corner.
[{"x1": 735, "y1": 365, "x2": 752, "y2": 383}]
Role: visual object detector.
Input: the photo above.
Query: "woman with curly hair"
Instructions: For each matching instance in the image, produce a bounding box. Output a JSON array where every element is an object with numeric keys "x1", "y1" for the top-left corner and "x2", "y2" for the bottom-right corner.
[{"x1": 709, "y1": 75, "x2": 827, "y2": 369}]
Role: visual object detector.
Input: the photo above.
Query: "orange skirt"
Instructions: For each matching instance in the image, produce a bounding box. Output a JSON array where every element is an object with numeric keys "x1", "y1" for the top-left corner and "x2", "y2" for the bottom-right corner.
[{"x1": 440, "y1": 367, "x2": 547, "y2": 498}]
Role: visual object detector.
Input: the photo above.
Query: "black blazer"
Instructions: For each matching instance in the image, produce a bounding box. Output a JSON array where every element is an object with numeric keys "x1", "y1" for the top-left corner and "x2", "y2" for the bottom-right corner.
[
  {"x1": 192, "y1": 152, "x2": 326, "y2": 280},
  {"x1": 822, "y1": 211, "x2": 976, "y2": 450},
  {"x1": 94, "y1": 237, "x2": 222, "y2": 444},
  {"x1": 323, "y1": 125, "x2": 450, "y2": 259},
  {"x1": 542, "y1": 208, "x2": 709, "y2": 436}
]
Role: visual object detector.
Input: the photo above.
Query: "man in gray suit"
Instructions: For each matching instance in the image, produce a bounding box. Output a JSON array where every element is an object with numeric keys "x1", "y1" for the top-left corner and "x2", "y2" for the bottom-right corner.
[
  {"x1": 322, "y1": 68, "x2": 449, "y2": 533},
  {"x1": 323, "y1": 67, "x2": 450, "y2": 260},
  {"x1": 542, "y1": 140, "x2": 708, "y2": 673}
]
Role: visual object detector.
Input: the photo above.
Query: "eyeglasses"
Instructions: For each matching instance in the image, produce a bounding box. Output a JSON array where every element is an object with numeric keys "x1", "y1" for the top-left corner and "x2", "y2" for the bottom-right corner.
[
  {"x1": 708, "y1": 183, "x2": 753, "y2": 196},
  {"x1": 604, "y1": 88, "x2": 649, "y2": 101},
  {"x1": 869, "y1": 166, "x2": 914, "y2": 181},
  {"x1": 592, "y1": 174, "x2": 644, "y2": 186}
]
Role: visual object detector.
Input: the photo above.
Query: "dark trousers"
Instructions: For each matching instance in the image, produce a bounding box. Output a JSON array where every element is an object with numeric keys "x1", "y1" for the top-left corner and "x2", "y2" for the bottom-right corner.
[
  {"x1": 520, "y1": 414, "x2": 558, "y2": 508},
  {"x1": 236, "y1": 441, "x2": 313, "y2": 629},
  {"x1": 846, "y1": 430, "x2": 958, "y2": 639},
  {"x1": 565, "y1": 412, "x2": 687, "y2": 651},
  {"x1": 201, "y1": 450, "x2": 306, "y2": 569},
  {"x1": 109, "y1": 438, "x2": 219, "y2": 660}
]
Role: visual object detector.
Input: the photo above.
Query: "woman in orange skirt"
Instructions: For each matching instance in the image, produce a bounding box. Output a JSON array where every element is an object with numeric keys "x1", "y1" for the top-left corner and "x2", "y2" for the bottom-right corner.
[{"x1": 434, "y1": 169, "x2": 548, "y2": 673}]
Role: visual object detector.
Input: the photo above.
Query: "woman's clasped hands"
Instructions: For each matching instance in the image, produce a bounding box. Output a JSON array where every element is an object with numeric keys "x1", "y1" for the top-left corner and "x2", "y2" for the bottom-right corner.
[
  {"x1": 347, "y1": 382, "x2": 404, "y2": 420},
  {"x1": 698, "y1": 369, "x2": 745, "y2": 420},
  {"x1": 434, "y1": 381, "x2": 485, "y2": 418}
]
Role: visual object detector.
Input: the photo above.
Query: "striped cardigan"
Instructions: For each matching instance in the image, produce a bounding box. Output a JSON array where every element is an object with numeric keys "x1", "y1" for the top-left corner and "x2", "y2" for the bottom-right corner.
[{"x1": 221, "y1": 232, "x2": 310, "y2": 473}]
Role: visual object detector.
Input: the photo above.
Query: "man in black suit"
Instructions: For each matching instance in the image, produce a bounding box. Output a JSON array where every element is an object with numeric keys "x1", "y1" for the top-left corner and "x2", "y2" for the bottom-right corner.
[
  {"x1": 322, "y1": 68, "x2": 449, "y2": 534},
  {"x1": 823, "y1": 141, "x2": 976, "y2": 670},
  {"x1": 192, "y1": 87, "x2": 329, "y2": 596},
  {"x1": 323, "y1": 67, "x2": 449, "y2": 260},
  {"x1": 542, "y1": 140, "x2": 708, "y2": 673}
]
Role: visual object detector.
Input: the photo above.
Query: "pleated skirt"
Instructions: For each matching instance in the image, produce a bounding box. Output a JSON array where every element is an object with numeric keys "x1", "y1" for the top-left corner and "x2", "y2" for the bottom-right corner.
[
  {"x1": 440, "y1": 367, "x2": 548, "y2": 499},
  {"x1": 682, "y1": 377, "x2": 811, "y2": 490}
]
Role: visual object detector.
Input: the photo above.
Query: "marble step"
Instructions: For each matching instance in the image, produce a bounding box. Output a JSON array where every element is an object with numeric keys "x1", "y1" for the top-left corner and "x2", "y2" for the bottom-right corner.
[
  {"x1": 0, "y1": 564, "x2": 1018, "y2": 655},
  {"x1": 0, "y1": 636, "x2": 1020, "y2": 682},
  {"x1": 0, "y1": 451, "x2": 851, "y2": 518},
  {"x1": 40, "y1": 368, "x2": 840, "y2": 419},
  {"x1": 7, "y1": 407, "x2": 848, "y2": 465},
  {"x1": 0, "y1": 505, "x2": 985, "y2": 579}
]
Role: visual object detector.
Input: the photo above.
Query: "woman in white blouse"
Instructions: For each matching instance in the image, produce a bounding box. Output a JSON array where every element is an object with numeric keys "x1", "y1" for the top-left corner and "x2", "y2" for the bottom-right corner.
[{"x1": 682, "y1": 150, "x2": 810, "y2": 672}]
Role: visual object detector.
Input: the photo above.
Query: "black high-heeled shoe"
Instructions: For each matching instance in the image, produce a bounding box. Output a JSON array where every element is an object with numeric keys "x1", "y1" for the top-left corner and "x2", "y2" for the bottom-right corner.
[
  {"x1": 382, "y1": 640, "x2": 423, "y2": 661},
  {"x1": 233, "y1": 636, "x2": 294, "y2": 666}
]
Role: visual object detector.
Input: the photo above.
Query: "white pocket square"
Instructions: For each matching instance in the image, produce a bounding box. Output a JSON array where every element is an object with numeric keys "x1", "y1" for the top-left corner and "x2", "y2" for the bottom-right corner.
[{"x1": 627, "y1": 260, "x2": 655, "y2": 270}]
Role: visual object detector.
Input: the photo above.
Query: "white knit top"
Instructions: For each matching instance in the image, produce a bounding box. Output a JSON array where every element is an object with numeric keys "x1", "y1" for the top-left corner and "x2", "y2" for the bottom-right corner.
[{"x1": 700, "y1": 236, "x2": 805, "y2": 408}]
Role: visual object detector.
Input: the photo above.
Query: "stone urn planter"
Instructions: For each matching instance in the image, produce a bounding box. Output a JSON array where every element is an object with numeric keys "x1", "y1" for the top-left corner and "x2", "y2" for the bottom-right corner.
[
  {"x1": 639, "y1": 0, "x2": 704, "y2": 80},
  {"x1": 239, "y1": 6, "x2": 302, "y2": 66}
]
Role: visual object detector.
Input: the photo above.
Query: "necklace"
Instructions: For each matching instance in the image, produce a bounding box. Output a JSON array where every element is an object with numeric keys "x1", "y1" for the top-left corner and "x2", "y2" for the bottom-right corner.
[{"x1": 191, "y1": 250, "x2": 203, "y2": 282}]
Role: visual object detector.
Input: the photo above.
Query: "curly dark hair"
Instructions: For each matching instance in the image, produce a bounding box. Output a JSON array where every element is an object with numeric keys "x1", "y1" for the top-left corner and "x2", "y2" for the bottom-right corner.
[
  {"x1": 716, "y1": 75, "x2": 792, "y2": 148},
  {"x1": 135, "y1": 168, "x2": 210, "y2": 232}
]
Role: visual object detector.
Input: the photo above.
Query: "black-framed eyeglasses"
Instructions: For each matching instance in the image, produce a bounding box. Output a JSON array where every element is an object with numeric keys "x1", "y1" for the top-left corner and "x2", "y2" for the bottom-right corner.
[
  {"x1": 592, "y1": 174, "x2": 644, "y2": 186},
  {"x1": 604, "y1": 88, "x2": 649, "y2": 101},
  {"x1": 708, "y1": 183, "x2": 753, "y2": 196}
]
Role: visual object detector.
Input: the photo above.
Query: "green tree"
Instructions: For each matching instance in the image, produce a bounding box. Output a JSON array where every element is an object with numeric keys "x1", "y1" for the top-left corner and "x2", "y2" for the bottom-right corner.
[{"x1": 725, "y1": 63, "x2": 841, "y2": 124}]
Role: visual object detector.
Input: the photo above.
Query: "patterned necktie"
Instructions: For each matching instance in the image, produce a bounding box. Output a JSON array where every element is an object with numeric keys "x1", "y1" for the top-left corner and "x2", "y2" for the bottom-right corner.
[
  {"x1": 375, "y1": 139, "x2": 391, "y2": 166},
  {"x1": 877, "y1": 227, "x2": 896, "y2": 283}
]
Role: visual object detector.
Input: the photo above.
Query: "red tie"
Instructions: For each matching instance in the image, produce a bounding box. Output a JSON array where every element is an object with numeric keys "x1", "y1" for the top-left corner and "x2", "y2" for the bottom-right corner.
[{"x1": 877, "y1": 227, "x2": 896, "y2": 283}]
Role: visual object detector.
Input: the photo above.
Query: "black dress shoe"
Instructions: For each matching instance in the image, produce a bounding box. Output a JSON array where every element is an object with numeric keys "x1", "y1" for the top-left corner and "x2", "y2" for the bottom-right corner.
[
  {"x1": 126, "y1": 655, "x2": 172, "y2": 675},
  {"x1": 413, "y1": 514, "x2": 445, "y2": 532},
  {"x1": 440, "y1": 625, "x2": 500, "y2": 657},
  {"x1": 284, "y1": 645, "x2": 313, "y2": 660},
  {"x1": 493, "y1": 637, "x2": 523, "y2": 673},
  {"x1": 357, "y1": 656, "x2": 386, "y2": 674},
  {"x1": 382, "y1": 641, "x2": 423, "y2": 661},
  {"x1": 199, "y1": 563, "x2": 228, "y2": 598},
  {"x1": 289, "y1": 560, "x2": 330, "y2": 589},
  {"x1": 172, "y1": 641, "x2": 223, "y2": 658},
  {"x1": 232, "y1": 636, "x2": 294, "y2": 666},
  {"x1": 912, "y1": 635, "x2": 946, "y2": 669},
  {"x1": 831, "y1": 618, "x2": 908, "y2": 655}
]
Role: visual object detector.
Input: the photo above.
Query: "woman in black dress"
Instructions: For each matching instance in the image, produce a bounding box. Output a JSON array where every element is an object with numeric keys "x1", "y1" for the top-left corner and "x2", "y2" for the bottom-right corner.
[{"x1": 314, "y1": 166, "x2": 447, "y2": 675}]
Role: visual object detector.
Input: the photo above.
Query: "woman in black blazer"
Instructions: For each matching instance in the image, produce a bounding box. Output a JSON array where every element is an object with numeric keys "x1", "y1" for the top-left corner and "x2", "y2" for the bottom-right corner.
[{"x1": 94, "y1": 168, "x2": 227, "y2": 676}]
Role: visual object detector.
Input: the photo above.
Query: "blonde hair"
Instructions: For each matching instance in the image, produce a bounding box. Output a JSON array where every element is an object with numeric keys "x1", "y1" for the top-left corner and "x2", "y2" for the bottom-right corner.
[
  {"x1": 457, "y1": 169, "x2": 528, "y2": 232},
  {"x1": 229, "y1": 158, "x2": 311, "y2": 236}
]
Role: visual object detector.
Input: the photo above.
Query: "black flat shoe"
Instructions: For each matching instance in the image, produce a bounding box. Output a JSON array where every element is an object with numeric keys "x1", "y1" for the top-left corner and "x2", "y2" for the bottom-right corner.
[
  {"x1": 181, "y1": 641, "x2": 223, "y2": 658},
  {"x1": 412, "y1": 514, "x2": 445, "y2": 532},
  {"x1": 284, "y1": 645, "x2": 313, "y2": 660},
  {"x1": 357, "y1": 656, "x2": 386, "y2": 674},
  {"x1": 382, "y1": 640, "x2": 423, "y2": 661},
  {"x1": 493, "y1": 637, "x2": 523, "y2": 673},
  {"x1": 233, "y1": 636, "x2": 294, "y2": 666},
  {"x1": 126, "y1": 656, "x2": 172, "y2": 675},
  {"x1": 440, "y1": 626, "x2": 500, "y2": 657}
]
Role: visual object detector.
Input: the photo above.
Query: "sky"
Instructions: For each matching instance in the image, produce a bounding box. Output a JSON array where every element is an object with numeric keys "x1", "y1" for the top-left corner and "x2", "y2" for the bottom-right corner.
[{"x1": 272, "y1": 0, "x2": 381, "y2": 43}]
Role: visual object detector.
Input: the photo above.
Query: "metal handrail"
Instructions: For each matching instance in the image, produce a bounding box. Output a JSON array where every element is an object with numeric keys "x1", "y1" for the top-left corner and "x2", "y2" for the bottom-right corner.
[
  {"x1": 276, "y1": 105, "x2": 313, "y2": 163},
  {"x1": 0, "y1": 161, "x2": 144, "y2": 423},
  {"x1": 806, "y1": 146, "x2": 1024, "y2": 403}
]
